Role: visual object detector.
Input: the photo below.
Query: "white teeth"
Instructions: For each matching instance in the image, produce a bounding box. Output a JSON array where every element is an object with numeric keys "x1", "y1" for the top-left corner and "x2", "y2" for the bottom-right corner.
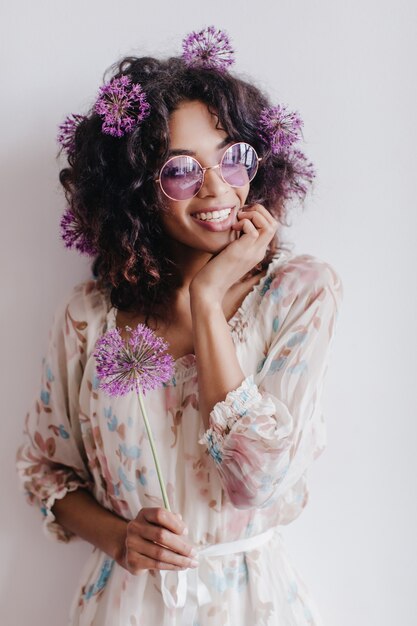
[{"x1": 193, "y1": 208, "x2": 231, "y2": 222}]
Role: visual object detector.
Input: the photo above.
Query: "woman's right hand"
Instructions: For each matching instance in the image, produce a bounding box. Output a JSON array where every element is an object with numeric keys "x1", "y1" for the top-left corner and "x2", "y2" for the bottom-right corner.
[{"x1": 118, "y1": 507, "x2": 199, "y2": 573}]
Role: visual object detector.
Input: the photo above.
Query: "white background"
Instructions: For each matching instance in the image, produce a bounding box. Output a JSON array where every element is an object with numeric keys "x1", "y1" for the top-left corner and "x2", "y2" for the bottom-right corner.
[{"x1": 1, "y1": 1, "x2": 416, "y2": 624}]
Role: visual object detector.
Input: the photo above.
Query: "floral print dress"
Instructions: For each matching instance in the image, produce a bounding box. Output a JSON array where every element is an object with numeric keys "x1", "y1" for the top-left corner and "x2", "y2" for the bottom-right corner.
[{"x1": 16, "y1": 251, "x2": 343, "y2": 626}]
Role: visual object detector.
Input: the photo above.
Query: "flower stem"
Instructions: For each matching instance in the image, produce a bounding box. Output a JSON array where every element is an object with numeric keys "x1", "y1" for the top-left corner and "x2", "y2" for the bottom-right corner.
[{"x1": 137, "y1": 390, "x2": 171, "y2": 511}]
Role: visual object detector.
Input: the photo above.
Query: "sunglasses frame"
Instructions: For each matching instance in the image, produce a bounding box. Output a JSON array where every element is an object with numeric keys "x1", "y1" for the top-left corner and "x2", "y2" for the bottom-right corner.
[{"x1": 155, "y1": 141, "x2": 262, "y2": 202}]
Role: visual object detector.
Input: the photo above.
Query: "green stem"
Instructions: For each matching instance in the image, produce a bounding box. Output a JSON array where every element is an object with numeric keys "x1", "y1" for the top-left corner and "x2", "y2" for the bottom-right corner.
[{"x1": 137, "y1": 389, "x2": 171, "y2": 511}]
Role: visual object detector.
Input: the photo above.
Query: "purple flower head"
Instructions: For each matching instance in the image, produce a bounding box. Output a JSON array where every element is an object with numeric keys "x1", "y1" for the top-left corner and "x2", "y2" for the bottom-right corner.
[
  {"x1": 282, "y1": 148, "x2": 316, "y2": 199},
  {"x1": 94, "y1": 324, "x2": 174, "y2": 397},
  {"x1": 57, "y1": 114, "x2": 86, "y2": 157},
  {"x1": 182, "y1": 25, "x2": 234, "y2": 72},
  {"x1": 60, "y1": 207, "x2": 97, "y2": 256},
  {"x1": 95, "y1": 75, "x2": 150, "y2": 138},
  {"x1": 259, "y1": 105, "x2": 304, "y2": 155}
]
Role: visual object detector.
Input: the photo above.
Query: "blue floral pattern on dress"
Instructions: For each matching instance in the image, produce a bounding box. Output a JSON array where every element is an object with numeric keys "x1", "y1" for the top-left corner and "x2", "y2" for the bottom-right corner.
[
  {"x1": 16, "y1": 254, "x2": 343, "y2": 625},
  {"x1": 84, "y1": 558, "x2": 114, "y2": 600}
]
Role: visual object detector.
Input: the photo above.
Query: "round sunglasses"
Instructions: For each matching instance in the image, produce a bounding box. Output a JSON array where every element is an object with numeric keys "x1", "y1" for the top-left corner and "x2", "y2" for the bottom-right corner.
[{"x1": 156, "y1": 142, "x2": 261, "y2": 201}]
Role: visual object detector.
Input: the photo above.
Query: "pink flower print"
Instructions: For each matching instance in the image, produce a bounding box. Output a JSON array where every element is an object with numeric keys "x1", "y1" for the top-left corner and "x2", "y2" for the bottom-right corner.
[
  {"x1": 169, "y1": 408, "x2": 184, "y2": 449},
  {"x1": 33, "y1": 431, "x2": 56, "y2": 458},
  {"x1": 169, "y1": 392, "x2": 198, "y2": 447}
]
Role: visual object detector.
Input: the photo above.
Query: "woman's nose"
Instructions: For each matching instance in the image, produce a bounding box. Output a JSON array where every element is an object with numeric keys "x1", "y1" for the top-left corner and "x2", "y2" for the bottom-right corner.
[{"x1": 198, "y1": 165, "x2": 229, "y2": 197}]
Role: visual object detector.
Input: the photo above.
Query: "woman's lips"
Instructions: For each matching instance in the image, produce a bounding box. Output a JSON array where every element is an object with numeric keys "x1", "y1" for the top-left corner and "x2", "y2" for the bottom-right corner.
[{"x1": 190, "y1": 207, "x2": 237, "y2": 232}]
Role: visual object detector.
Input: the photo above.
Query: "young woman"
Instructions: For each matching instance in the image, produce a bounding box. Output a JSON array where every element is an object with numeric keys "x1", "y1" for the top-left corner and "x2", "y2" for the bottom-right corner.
[{"x1": 17, "y1": 27, "x2": 343, "y2": 626}]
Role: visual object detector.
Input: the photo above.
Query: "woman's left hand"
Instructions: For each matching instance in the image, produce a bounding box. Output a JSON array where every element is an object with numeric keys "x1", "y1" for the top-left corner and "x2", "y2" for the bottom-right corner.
[{"x1": 189, "y1": 203, "x2": 279, "y2": 301}]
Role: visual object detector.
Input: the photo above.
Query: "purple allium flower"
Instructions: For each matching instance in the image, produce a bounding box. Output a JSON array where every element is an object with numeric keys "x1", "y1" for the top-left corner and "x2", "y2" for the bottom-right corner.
[
  {"x1": 60, "y1": 207, "x2": 97, "y2": 256},
  {"x1": 94, "y1": 75, "x2": 150, "y2": 138},
  {"x1": 182, "y1": 25, "x2": 234, "y2": 71},
  {"x1": 283, "y1": 148, "x2": 316, "y2": 199},
  {"x1": 57, "y1": 114, "x2": 86, "y2": 157},
  {"x1": 259, "y1": 105, "x2": 304, "y2": 155},
  {"x1": 94, "y1": 324, "x2": 174, "y2": 510},
  {"x1": 94, "y1": 325, "x2": 174, "y2": 397}
]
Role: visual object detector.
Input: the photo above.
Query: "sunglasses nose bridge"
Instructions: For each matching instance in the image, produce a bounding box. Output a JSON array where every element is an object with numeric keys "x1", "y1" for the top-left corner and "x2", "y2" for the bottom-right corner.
[
  {"x1": 201, "y1": 162, "x2": 221, "y2": 177},
  {"x1": 199, "y1": 162, "x2": 229, "y2": 193}
]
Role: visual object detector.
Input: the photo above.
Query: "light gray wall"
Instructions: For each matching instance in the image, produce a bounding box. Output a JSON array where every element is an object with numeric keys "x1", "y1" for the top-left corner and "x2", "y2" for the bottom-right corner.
[{"x1": 1, "y1": 1, "x2": 416, "y2": 624}]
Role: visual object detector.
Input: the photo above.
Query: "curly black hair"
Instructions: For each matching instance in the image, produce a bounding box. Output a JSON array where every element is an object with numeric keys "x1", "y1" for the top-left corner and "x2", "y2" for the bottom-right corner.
[{"x1": 59, "y1": 55, "x2": 314, "y2": 318}]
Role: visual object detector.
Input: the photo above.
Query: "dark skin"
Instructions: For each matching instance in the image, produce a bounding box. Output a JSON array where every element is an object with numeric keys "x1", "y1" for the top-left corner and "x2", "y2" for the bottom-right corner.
[
  {"x1": 53, "y1": 100, "x2": 277, "y2": 574},
  {"x1": 116, "y1": 270, "x2": 267, "y2": 360}
]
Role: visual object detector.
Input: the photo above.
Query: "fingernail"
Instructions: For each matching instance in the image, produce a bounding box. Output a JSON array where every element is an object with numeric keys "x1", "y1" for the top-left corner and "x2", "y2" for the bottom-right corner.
[
  {"x1": 183, "y1": 527, "x2": 189, "y2": 535},
  {"x1": 176, "y1": 513, "x2": 182, "y2": 520},
  {"x1": 190, "y1": 560, "x2": 199, "y2": 567},
  {"x1": 190, "y1": 548, "x2": 197, "y2": 557}
]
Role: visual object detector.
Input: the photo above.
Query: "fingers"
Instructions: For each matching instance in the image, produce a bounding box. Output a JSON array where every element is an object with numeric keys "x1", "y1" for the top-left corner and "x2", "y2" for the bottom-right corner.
[
  {"x1": 232, "y1": 217, "x2": 259, "y2": 238},
  {"x1": 133, "y1": 518, "x2": 196, "y2": 559},
  {"x1": 239, "y1": 203, "x2": 277, "y2": 226},
  {"x1": 141, "y1": 507, "x2": 187, "y2": 536},
  {"x1": 125, "y1": 552, "x2": 193, "y2": 572},
  {"x1": 237, "y1": 204, "x2": 278, "y2": 228},
  {"x1": 126, "y1": 533, "x2": 198, "y2": 570},
  {"x1": 232, "y1": 204, "x2": 278, "y2": 241},
  {"x1": 123, "y1": 507, "x2": 198, "y2": 575}
]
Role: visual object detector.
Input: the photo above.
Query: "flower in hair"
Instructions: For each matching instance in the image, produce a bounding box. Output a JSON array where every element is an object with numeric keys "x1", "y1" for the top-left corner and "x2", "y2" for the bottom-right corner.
[
  {"x1": 259, "y1": 105, "x2": 303, "y2": 155},
  {"x1": 60, "y1": 207, "x2": 97, "y2": 256},
  {"x1": 182, "y1": 25, "x2": 234, "y2": 72},
  {"x1": 283, "y1": 148, "x2": 316, "y2": 199},
  {"x1": 95, "y1": 75, "x2": 150, "y2": 138},
  {"x1": 57, "y1": 114, "x2": 86, "y2": 157}
]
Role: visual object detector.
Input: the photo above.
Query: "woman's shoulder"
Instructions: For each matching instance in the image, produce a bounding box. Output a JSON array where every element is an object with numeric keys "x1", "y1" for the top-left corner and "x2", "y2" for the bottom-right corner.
[
  {"x1": 259, "y1": 250, "x2": 344, "y2": 318},
  {"x1": 268, "y1": 251, "x2": 343, "y2": 294},
  {"x1": 57, "y1": 278, "x2": 110, "y2": 321},
  {"x1": 51, "y1": 279, "x2": 111, "y2": 357}
]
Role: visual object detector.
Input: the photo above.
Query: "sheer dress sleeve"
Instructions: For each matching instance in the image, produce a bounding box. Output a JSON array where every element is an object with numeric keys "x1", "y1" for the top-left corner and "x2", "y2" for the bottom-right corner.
[
  {"x1": 16, "y1": 282, "x2": 101, "y2": 542},
  {"x1": 198, "y1": 257, "x2": 343, "y2": 509}
]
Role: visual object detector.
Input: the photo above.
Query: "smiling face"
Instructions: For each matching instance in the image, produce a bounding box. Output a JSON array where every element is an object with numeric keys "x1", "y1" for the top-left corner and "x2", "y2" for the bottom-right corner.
[{"x1": 158, "y1": 100, "x2": 250, "y2": 257}]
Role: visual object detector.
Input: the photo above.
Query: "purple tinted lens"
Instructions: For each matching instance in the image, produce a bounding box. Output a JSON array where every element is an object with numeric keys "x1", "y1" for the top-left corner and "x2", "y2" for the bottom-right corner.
[
  {"x1": 160, "y1": 156, "x2": 203, "y2": 200},
  {"x1": 221, "y1": 143, "x2": 258, "y2": 187}
]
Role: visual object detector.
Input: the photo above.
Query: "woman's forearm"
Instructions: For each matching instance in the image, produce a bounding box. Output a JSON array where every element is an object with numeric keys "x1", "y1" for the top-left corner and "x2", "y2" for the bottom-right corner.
[
  {"x1": 51, "y1": 488, "x2": 128, "y2": 563},
  {"x1": 190, "y1": 289, "x2": 246, "y2": 430}
]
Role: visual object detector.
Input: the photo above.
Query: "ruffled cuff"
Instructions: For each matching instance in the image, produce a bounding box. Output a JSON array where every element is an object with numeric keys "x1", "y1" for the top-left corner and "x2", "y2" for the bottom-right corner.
[
  {"x1": 198, "y1": 375, "x2": 262, "y2": 463},
  {"x1": 40, "y1": 481, "x2": 92, "y2": 543}
]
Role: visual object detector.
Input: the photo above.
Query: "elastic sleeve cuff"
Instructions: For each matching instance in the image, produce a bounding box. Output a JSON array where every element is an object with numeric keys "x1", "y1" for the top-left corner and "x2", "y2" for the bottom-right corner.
[
  {"x1": 210, "y1": 374, "x2": 262, "y2": 430},
  {"x1": 198, "y1": 375, "x2": 263, "y2": 461}
]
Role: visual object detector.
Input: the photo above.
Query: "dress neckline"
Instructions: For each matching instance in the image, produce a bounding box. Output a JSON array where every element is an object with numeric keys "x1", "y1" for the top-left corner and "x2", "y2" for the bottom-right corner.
[{"x1": 105, "y1": 250, "x2": 290, "y2": 378}]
